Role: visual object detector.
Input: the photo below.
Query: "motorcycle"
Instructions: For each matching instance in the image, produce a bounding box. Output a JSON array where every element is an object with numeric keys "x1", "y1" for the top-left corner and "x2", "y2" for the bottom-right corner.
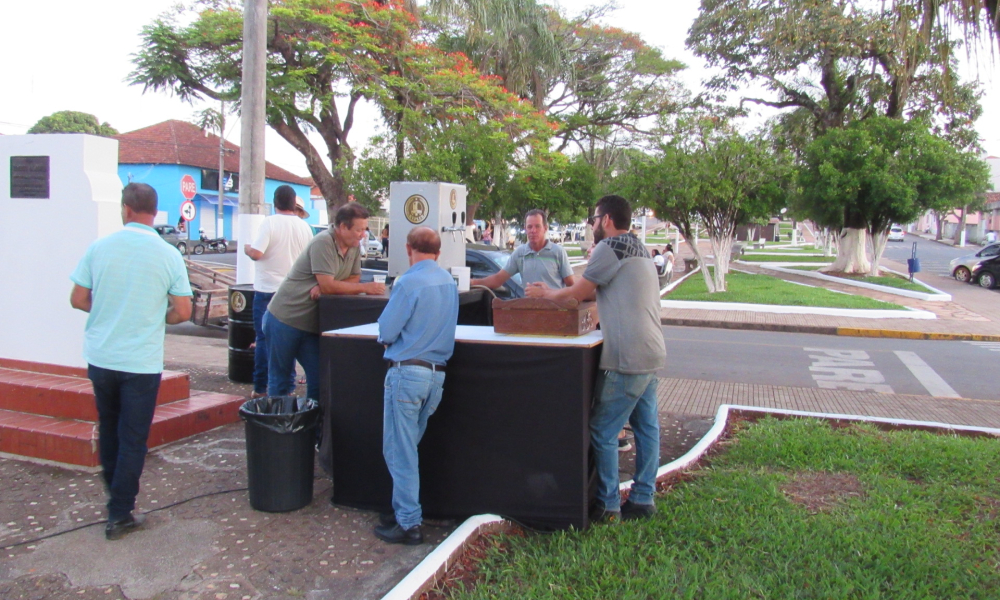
[{"x1": 193, "y1": 230, "x2": 228, "y2": 255}]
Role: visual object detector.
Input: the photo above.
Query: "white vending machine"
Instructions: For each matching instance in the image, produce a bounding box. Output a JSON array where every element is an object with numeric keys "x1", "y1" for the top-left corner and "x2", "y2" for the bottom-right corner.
[{"x1": 388, "y1": 182, "x2": 468, "y2": 279}]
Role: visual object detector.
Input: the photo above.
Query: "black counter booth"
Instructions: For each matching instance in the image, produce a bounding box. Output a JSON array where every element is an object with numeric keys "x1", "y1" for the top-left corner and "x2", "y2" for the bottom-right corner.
[{"x1": 320, "y1": 323, "x2": 602, "y2": 530}]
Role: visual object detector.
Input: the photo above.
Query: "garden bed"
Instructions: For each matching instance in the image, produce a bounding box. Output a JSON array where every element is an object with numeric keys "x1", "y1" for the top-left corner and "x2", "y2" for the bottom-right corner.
[
  {"x1": 434, "y1": 417, "x2": 1000, "y2": 599},
  {"x1": 664, "y1": 270, "x2": 905, "y2": 310}
]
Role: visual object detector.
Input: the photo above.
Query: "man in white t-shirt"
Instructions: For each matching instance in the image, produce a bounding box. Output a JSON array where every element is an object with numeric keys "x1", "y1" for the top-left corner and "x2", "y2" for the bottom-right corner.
[{"x1": 243, "y1": 185, "x2": 314, "y2": 397}]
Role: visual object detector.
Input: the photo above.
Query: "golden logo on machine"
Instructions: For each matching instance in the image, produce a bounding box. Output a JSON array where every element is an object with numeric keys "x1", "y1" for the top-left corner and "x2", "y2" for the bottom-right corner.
[
  {"x1": 230, "y1": 291, "x2": 247, "y2": 314},
  {"x1": 449, "y1": 189, "x2": 457, "y2": 210},
  {"x1": 404, "y1": 194, "x2": 429, "y2": 224}
]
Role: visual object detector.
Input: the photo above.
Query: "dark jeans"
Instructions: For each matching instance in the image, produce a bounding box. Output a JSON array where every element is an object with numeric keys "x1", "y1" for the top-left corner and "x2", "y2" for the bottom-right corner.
[
  {"x1": 88, "y1": 365, "x2": 162, "y2": 522},
  {"x1": 263, "y1": 312, "x2": 320, "y2": 401},
  {"x1": 252, "y1": 291, "x2": 295, "y2": 394}
]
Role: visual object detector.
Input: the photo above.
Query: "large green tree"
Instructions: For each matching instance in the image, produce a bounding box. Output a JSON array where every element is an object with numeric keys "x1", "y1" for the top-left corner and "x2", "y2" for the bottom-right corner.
[
  {"x1": 129, "y1": 0, "x2": 539, "y2": 217},
  {"x1": 28, "y1": 111, "x2": 118, "y2": 136},
  {"x1": 688, "y1": 0, "x2": 993, "y2": 271},
  {"x1": 798, "y1": 117, "x2": 990, "y2": 275},
  {"x1": 621, "y1": 117, "x2": 790, "y2": 292}
]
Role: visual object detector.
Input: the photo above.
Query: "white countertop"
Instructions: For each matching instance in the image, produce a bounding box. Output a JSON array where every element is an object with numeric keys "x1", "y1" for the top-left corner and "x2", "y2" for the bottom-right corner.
[{"x1": 322, "y1": 323, "x2": 603, "y2": 348}]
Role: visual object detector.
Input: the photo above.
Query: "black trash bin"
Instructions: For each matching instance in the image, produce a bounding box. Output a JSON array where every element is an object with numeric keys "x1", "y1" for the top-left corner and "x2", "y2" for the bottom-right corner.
[{"x1": 240, "y1": 396, "x2": 320, "y2": 512}]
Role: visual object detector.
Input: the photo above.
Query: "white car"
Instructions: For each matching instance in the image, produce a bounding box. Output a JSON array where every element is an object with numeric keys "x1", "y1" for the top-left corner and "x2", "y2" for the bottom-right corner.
[{"x1": 888, "y1": 226, "x2": 905, "y2": 242}]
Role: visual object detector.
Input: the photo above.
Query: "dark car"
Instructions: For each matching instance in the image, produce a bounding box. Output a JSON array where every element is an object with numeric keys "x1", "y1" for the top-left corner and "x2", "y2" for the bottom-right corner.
[
  {"x1": 154, "y1": 225, "x2": 189, "y2": 254},
  {"x1": 972, "y1": 255, "x2": 1000, "y2": 290},
  {"x1": 359, "y1": 244, "x2": 524, "y2": 299},
  {"x1": 465, "y1": 245, "x2": 524, "y2": 299}
]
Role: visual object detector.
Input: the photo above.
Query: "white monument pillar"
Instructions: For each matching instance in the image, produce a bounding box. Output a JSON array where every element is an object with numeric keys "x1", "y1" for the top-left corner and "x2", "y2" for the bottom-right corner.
[{"x1": 0, "y1": 134, "x2": 122, "y2": 368}]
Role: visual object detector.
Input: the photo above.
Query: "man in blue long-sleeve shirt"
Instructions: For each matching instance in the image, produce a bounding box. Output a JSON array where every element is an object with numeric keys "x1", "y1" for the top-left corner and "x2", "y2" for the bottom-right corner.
[{"x1": 374, "y1": 227, "x2": 458, "y2": 545}]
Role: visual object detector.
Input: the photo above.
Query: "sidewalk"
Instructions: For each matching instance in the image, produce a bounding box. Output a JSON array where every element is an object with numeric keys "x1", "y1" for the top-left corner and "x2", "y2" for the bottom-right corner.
[{"x1": 4, "y1": 328, "x2": 1000, "y2": 599}]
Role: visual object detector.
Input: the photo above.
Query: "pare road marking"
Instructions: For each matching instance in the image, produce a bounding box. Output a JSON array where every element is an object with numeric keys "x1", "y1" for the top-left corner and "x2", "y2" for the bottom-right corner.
[
  {"x1": 804, "y1": 348, "x2": 894, "y2": 393},
  {"x1": 965, "y1": 341, "x2": 1000, "y2": 352}
]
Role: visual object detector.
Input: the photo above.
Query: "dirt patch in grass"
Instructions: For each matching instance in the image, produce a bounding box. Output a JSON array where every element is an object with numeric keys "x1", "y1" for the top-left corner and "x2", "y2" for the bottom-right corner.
[{"x1": 781, "y1": 471, "x2": 866, "y2": 514}]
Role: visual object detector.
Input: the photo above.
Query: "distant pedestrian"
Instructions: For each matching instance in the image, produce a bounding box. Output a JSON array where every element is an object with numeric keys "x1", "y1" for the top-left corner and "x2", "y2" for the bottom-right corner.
[
  {"x1": 243, "y1": 185, "x2": 314, "y2": 399},
  {"x1": 526, "y1": 194, "x2": 665, "y2": 523},
  {"x1": 381, "y1": 224, "x2": 389, "y2": 258},
  {"x1": 70, "y1": 183, "x2": 193, "y2": 540},
  {"x1": 374, "y1": 227, "x2": 458, "y2": 545}
]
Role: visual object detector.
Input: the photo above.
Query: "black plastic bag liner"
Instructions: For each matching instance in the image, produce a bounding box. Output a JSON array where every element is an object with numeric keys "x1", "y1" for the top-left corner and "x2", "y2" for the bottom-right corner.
[{"x1": 239, "y1": 396, "x2": 319, "y2": 434}]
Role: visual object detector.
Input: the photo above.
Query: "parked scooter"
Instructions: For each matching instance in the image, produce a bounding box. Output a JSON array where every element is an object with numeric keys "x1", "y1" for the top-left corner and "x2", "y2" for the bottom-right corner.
[{"x1": 193, "y1": 229, "x2": 228, "y2": 254}]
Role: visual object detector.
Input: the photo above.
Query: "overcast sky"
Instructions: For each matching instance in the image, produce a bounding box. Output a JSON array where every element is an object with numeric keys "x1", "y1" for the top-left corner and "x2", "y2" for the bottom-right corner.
[{"x1": 2, "y1": 0, "x2": 997, "y2": 177}]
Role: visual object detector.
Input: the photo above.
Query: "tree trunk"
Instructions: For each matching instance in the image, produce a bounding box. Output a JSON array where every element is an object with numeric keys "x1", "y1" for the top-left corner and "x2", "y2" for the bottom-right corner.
[
  {"x1": 867, "y1": 229, "x2": 888, "y2": 277},
  {"x1": 953, "y1": 205, "x2": 968, "y2": 246},
  {"x1": 823, "y1": 228, "x2": 870, "y2": 274},
  {"x1": 688, "y1": 238, "x2": 715, "y2": 293},
  {"x1": 932, "y1": 210, "x2": 943, "y2": 240},
  {"x1": 709, "y1": 235, "x2": 733, "y2": 292}
]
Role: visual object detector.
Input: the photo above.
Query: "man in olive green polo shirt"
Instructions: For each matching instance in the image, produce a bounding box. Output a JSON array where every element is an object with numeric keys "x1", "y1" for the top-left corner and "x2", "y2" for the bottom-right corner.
[{"x1": 264, "y1": 203, "x2": 385, "y2": 400}]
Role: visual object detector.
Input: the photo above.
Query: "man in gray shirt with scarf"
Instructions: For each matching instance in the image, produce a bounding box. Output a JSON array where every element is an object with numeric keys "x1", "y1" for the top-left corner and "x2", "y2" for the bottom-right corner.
[{"x1": 526, "y1": 195, "x2": 666, "y2": 523}]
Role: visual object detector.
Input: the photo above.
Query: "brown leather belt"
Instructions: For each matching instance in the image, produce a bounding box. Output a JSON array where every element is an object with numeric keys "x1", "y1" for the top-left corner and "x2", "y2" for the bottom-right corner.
[{"x1": 389, "y1": 359, "x2": 446, "y2": 372}]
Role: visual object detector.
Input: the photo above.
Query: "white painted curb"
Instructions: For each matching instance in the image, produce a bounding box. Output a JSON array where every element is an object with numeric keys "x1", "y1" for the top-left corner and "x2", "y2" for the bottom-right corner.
[
  {"x1": 619, "y1": 404, "x2": 1000, "y2": 494},
  {"x1": 761, "y1": 264, "x2": 951, "y2": 302},
  {"x1": 380, "y1": 514, "x2": 506, "y2": 600},
  {"x1": 660, "y1": 299, "x2": 936, "y2": 319}
]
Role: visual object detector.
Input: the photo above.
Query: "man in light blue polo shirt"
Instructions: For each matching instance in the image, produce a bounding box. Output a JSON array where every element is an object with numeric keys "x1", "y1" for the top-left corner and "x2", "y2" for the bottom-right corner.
[
  {"x1": 70, "y1": 182, "x2": 192, "y2": 541},
  {"x1": 373, "y1": 227, "x2": 458, "y2": 546},
  {"x1": 471, "y1": 209, "x2": 574, "y2": 294}
]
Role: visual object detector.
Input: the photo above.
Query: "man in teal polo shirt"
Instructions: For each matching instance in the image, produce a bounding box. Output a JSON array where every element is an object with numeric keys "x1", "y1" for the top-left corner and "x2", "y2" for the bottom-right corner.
[
  {"x1": 471, "y1": 209, "x2": 574, "y2": 293},
  {"x1": 70, "y1": 182, "x2": 193, "y2": 541}
]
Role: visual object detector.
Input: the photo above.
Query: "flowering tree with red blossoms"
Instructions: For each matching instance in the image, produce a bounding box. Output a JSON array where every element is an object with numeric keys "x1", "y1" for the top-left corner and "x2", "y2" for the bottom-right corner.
[{"x1": 130, "y1": 0, "x2": 549, "y2": 217}]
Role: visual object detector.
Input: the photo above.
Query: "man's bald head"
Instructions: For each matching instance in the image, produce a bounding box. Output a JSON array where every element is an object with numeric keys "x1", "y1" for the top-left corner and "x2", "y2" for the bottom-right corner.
[{"x1": 407, "y1": 227, "x2": 441, "y2": 255}]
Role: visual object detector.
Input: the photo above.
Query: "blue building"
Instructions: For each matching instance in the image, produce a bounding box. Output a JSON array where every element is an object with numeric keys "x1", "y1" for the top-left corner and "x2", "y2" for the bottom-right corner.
[{"x1": 114, "y1": 120, "x2": 316, "y2": 240}]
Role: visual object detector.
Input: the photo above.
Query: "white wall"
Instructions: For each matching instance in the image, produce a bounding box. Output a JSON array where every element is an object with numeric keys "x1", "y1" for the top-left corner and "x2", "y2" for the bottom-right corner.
[
  {"x1": 0, "y1": 134, "x2": 122, "y2": 368},
  {"x1": 988, "y1": 156, "x2": 1000, "y2": 192}
]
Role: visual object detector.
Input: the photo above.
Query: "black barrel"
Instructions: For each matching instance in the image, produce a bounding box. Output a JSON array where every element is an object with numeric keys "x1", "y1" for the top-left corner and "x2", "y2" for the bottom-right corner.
[{"x1": 228, "y1": 284, "x2": 256, "y2": 384}]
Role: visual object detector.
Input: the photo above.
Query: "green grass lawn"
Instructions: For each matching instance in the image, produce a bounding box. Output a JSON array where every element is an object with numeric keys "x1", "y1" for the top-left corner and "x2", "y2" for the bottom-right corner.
[
  {"x1": 444, "y1": 418, "x2": 1000, "y2": 599},
  {"x1": 566, "y1": 248, "x2": 584, "y2": 258},
  {"x1": 739, "y1": 254, "x2": 833, "y2": 263},
  {"x1": 665, "y1": 270, "x2": 905, "y2": 309},
  {"x1": 787, "y1": 267, "x2": 932, "y2": 293},
  {"x1": 742, "y1": 246, "x2": 819, "y2": 254}
]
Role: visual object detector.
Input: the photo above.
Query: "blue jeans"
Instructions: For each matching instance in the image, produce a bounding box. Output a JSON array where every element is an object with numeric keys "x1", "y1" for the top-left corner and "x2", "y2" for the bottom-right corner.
[
  {"x1": 263, "y1": 312, "x2": 320, "y2": 400},
  {"x1": 591, "y1": 371, "x2": 660, "y2": 510},
  {"x1": 252, "y1": 291, "x2": 295, "y2": 394},
  {"x1": 88, "y1": 365, "x2": 162, "y2": 522},
  {"x1": 382, "y1": 365, "x2": 445, "y2": 530}
]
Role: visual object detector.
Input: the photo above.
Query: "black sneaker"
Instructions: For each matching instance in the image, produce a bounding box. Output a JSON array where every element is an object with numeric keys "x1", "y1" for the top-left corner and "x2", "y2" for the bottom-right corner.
[
  {"x1": 618, "y1": 437, "x2": 633, "y2": 453},
  {"x1": 105, "y1": 513, "x2": 146, "y2": 541},
  {"x1": 589, "y1": 505, "x2": 621, "y2": 525},
  {"x1": 374, "y1": 522, "x2": 423, "y2": 545},
  {"x1": 620, "y1": 499, "x2": 655, "y2": 521},
  {"x1": 378, "y1": 512, "x2": 397, "y2": 527}
]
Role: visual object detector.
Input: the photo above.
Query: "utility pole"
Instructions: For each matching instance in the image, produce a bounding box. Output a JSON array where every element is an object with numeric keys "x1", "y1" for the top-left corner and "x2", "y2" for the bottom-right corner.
[
  {"x1": 236, "y1": 0, "x2": 268, "y2": 285},
  {"x1": 217, "y1": 100, "x2": 226, "y2": 241}
]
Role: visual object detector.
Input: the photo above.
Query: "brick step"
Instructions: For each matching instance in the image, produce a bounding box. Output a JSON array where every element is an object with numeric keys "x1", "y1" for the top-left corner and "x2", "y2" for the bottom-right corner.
[
  {"x1": 0, "y1": 390, "x2": 245, "y2": 468},
  {"x1": 0, "y1": 368, "x2": 190, "y2": 421}
]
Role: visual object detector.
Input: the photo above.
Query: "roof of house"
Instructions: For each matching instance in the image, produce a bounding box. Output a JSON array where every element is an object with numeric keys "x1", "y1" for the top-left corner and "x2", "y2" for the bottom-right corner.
[{"x1": 114, "y1": 120, "x2": 311, "y2": 186}]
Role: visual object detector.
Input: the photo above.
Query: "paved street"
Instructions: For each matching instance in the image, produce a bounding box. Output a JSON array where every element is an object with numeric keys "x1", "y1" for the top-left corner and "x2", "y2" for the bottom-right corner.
[
  {"x1": 880, "y1": 232, "x2": 970, "y2": 277},
  {"x1": 662, "y1": 325, "x2": 1000, "y2": 400}
]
